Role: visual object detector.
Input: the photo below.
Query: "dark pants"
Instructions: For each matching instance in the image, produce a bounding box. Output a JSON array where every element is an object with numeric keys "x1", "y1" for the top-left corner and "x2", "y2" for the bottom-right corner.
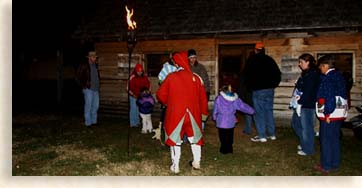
[
  {"x1": 160, "y1": 105, "x2": 166, "y2": 142},
  {"x1": 320, "y1": 120, "x2": 342, "y2": 170},
  {"x1": 218, "y1": 128, "x2": 234, "y2": 154}
]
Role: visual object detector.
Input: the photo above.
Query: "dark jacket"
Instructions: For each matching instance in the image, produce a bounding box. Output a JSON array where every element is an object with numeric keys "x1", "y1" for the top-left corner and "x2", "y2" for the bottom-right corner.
[
  {"x1": 190, "y1": 61, "x2": 210, "y2": 94},
  {"x1": 296, "y1": 68, "x2": 320, "y2": 109},
  {"x1": 76, "y1": 61, "x2": 100, "y2": 89},
  {"x1": 244, "y1": 53, "x2": 281, "y2": 91}
]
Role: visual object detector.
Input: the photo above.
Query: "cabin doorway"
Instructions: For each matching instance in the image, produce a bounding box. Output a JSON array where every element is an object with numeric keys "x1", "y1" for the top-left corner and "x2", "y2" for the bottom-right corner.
[{"x1": 218, "y1": 44, "x2": 254, "y2": 92}]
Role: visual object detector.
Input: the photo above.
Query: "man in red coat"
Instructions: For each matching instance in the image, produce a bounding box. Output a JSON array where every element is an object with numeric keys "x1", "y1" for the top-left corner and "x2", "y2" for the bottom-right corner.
[{"x1": 157, "y1": 51, "x2": 208, "y2": 174}]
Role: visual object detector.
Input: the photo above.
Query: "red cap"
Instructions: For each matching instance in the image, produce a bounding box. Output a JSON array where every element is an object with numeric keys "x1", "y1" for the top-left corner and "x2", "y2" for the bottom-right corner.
[{"x1": 255, "y1": 42, "x2": 265, "y2": 49}]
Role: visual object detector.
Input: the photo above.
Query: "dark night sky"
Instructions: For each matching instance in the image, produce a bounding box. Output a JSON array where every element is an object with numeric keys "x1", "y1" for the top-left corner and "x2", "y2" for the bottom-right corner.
[{"x1": 13, "y1": 0, "x2": 96, "y2": 51}]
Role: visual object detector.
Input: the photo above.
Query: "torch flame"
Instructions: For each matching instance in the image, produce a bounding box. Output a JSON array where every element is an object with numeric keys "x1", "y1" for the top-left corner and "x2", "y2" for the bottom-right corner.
[{"x1": 126, "y1": 6, "x2": 137, "y2": 30}]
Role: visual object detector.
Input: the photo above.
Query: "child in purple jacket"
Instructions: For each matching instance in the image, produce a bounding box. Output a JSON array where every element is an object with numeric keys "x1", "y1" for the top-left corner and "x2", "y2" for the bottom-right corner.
[
  {"x1": 213, "y1": 85, "x2": 255, "y2": 154},
  {"x1": 136, "y1": 87, "x2": 156, "y2": 134}
]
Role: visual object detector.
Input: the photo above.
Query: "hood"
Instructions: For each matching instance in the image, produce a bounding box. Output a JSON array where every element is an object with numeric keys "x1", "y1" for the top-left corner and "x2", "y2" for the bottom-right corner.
[
  {"x1": 173, "y1": 51, "x2": 191, "y2": 72},
  {"x1": 133, "y1": 63, "x2": 144, "y2": 74},
  {"x1": 219, "y1": 91, "x2": 239, "y2": 102}
]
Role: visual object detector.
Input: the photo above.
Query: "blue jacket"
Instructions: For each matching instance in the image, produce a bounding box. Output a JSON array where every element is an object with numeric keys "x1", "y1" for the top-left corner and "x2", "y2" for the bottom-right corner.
[
  {"x1": 316, "y1": 69, "x2": 347, "y2": 121},
  {"x1": 213, "y1": 91, "x2": 255, "y2": 129}
]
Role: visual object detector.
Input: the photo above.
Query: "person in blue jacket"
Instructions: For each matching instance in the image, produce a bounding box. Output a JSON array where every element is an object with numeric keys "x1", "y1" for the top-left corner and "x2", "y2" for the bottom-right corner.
[{"x1": 315, "y1": 54, "x2": 348, "y2": 174}]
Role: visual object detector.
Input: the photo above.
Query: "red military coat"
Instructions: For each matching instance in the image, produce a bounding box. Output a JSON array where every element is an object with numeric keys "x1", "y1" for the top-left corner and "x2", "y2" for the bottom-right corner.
[{"x1": 156, "y1": 52, "x2": 208, "y2": 146}]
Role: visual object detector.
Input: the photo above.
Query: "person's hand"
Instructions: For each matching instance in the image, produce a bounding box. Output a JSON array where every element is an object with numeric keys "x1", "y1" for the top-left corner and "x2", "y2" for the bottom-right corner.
[
  {"x1": 296, "y1": 104, "x2": 302, "y2": 117},
  {"x1": 326, "y1": 117, "x2": 330, "y2": 124},
  {"x1": 202, "y1": 115, "x2": 208, "y2": 122}
]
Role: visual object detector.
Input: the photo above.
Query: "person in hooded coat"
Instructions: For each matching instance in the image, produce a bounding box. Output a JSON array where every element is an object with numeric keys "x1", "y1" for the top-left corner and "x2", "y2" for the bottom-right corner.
[
  {"x1": 213, "y1": 85, "x2": 255, "y2": 154},
  {"x1": 156, "y1": 51, "x2": 208, "y2": 174},
  {"x1": 127, "y1": 63, "x2": 150, "y2": 128}
]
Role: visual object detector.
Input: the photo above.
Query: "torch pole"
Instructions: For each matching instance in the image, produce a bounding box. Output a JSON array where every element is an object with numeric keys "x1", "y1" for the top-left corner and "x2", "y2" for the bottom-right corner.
[
  {"x1": 125, "y1": 5, "x2": 137, "y2": 158},
  {"x1": 127, "y1": 29, "x2": 136, "y2": 157},
  {"x1": 127, "y1": 47, "x2": 132, "y2": 157}
]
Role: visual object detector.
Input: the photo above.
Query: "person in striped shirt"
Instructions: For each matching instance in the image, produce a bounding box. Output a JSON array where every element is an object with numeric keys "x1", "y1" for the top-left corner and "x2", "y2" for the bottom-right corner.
[{"x1": 156, "y1": 53, "x2": 180, "y2": 143}]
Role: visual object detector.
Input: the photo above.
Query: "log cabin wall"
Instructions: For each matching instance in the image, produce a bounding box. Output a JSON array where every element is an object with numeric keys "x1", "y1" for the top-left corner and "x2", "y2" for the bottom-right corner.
[
  {"x1": 95, "y1": 32, "x2": 362, "y2": 119},
  {"x1": 95, "y1": 39, "x2": 216, "y2": 116}
]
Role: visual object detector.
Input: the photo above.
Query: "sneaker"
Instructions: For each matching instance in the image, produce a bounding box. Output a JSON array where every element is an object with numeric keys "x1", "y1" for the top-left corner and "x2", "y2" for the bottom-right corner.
[
  {"x1": 267, "y1": 136, "x2": 276, "y2": 140},
  {"x1": 250, "y1": 136, "x2": 267, "y2": 142},
  {"x1": 189, "y1": 161, "x2": 201, "y2": 170},
  {"x1": 141, "y1": 130, "x2": 147, "y2": 134},
  {"x1": 297, "y1": 150, "x2": 307, "y2": 156},
  {"x1": 170, "y1": 164, "x2": 179, "y2": 174},
  {"x1": 315, "y1": 132, "x2": 319, "y2": 137},
  {"x1": 314, "y1": 164, "x2": 330, "y2": 174},
  {"x1": 297, "y1": 145, "x2": 302, "y2": 150}
]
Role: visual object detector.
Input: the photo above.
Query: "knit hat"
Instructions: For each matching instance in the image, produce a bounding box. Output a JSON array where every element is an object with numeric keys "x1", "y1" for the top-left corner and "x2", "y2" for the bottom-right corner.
[
  {"x1": 135, "y1": 63, "x2": 143, "y2": 72},
  {"x1": 187, "y1": 49, "x2": 197, "y2": 58},
  {"x1": 255, "y1": 42, "x2": 265, "y2": 49},
  {"x1": 87, "y1": 51, "x2": 98, "y2": 58}
]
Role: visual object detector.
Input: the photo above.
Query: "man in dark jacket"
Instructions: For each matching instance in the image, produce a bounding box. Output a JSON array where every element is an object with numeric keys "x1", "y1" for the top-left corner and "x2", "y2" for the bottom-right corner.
[
  {"x1": 188, "y1": 49, "x2": 210, "y2": 130},
  {"x1": 76, "y1": 51, "x2": 100, "y2": 128},
  {"x1": 244, "y1": 42, "x2": 281, "y2": 142}
]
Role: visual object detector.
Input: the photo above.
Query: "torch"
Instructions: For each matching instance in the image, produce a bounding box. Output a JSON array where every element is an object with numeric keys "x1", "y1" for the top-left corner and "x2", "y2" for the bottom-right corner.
[{"x1": 126, "y1": 5, "x2": 137, "y2": 157}]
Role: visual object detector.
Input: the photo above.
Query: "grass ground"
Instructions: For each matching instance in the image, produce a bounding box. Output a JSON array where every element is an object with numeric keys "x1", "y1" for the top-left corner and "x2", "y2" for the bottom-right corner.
[{"x1": 12, "y1": 112, "x2": 362, "y2": 176}]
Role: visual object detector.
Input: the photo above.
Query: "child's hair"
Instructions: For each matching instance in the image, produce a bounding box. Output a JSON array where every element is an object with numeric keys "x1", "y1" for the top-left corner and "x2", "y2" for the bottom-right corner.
[
  {"x1": 221, "y1": 84, "x2": 235, "y2": 96},
  {"x1": 221, "y1": 84, "x2": 232, "y2": 93},
  {"x1": 140, "y1": 87, "x2": 150, "y2": 94},
  {"x1": 318, "y1": 54, "x2": 336, "y2": 68}
]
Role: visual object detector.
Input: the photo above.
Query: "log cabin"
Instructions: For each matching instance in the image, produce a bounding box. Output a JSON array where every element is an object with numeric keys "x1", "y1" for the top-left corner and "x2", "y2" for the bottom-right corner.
[{"x1": 72, "y1": 0, "x2": 362, "y2": 119}]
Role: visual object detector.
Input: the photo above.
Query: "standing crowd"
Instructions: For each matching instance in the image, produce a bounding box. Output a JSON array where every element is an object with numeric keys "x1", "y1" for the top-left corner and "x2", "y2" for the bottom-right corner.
[{"x1": 77, "y1": 43, "x2": 349, "y2": 174}]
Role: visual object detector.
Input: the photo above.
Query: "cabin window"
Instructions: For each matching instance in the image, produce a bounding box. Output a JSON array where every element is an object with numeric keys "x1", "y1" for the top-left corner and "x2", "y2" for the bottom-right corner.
[
  {"x1": 145, "y1": 54, "x2": 169, "y2": 77},
  {"x1": 316, "y1": 53, "x2": 353, "y2": 74},
  {"x1": 316, "y1": 52, "x2": 354, "y2": 86},
  {"x1": 281, "y1": 52, "x2": 354, "y2": 84}
]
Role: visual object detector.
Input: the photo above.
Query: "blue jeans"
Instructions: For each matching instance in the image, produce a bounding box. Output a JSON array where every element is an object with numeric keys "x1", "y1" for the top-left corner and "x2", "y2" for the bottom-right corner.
[
  {"x1": 252, "y1": 89, "x2": 275, "y2": 138},
  {"x1": 129, "y1": 96, "x2": 140, "y2": 127},
  {"x1": 82, "y1": 89, "x2": 99, "y2": 126},
  {"x1": 243, "y1": 114, "x2": 253, "y2": 134},
  {"x1": 320, "y1": 120, "x2": 341, "y2": 170},
  {"x1": 292, "y1": 108, "x2": 315, "y2": 154}
]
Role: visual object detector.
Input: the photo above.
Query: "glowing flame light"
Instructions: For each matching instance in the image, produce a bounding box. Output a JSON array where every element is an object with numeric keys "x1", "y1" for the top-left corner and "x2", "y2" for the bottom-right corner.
[{"x1": 125, "y1": 6, "x2": 137, "y2": 30}]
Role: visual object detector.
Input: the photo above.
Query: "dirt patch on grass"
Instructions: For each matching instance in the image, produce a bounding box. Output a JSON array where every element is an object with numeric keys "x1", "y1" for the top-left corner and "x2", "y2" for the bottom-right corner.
[
  {"x1": 96, "y1": 159, "x2": 169, "y2": 176},
  {"x1": 54, "y1": 144, "x2": 107, "y2": 162}
]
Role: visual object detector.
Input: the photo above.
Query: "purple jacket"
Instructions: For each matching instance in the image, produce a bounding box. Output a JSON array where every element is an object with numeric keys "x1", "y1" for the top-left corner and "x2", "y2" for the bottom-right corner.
[
  {"x1": 136, "y1": 93, "x2": 155, "y2": 114},
  {"x1": 213, "y1": 91, "x2": 255, "y2": 129}
]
